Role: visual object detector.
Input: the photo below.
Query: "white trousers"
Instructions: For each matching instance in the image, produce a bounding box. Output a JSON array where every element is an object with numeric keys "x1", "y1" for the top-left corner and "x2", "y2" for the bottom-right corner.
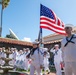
[
  {"x1": 54, "y1": 62, "x2": 62, "y2": 75},
  {"x1": 24, "y1": 61, "x2": 29, "y2": 70},
  {"x1": 65, "y1": 62, "x2": 76, "y2": 75},
  {"x1": 30, "y1": 64, "x2": 42, "y2": 75},
  {"x1": 44, "y1": 63, "x2": 50, "y2": 73}
]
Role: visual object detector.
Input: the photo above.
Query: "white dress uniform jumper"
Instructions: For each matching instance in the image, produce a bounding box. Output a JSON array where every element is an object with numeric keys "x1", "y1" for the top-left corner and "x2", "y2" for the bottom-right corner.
[
  {"x1": 50, "y1": 48, "x2": 62, "y2": 75},
  {"x1": 30, "y1": 48, "x2": 44, "y2": 75},
  {"x1": 61, "y1": 34, "x2": 76, "y2": 75}
]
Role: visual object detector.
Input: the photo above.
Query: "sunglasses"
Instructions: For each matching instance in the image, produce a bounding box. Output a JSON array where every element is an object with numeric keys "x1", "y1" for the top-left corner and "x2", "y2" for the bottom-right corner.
[{"x1": 65, "y1": 27, "x2": 71, "y2": 29}]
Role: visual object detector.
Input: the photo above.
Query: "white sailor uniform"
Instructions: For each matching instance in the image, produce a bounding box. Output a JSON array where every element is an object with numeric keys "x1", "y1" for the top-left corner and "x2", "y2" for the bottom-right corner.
[
  {"x1": 61, "y1": 34, "x2": 76, "y2": 75},
  {"x1": 50, "y1": 48, "x2": 62, "y2": 75},
  {"x1": 30, "y1": 48, "x2": 44, "y2": 75},
  {"x1": 43, "y1": 52, "x2": 50, "y2": 73}
]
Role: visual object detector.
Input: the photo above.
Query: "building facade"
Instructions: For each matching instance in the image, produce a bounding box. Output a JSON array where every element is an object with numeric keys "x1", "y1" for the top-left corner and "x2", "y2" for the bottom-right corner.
[{"x1": 0, "y1": 37, "x2": 33, "y2": 50}]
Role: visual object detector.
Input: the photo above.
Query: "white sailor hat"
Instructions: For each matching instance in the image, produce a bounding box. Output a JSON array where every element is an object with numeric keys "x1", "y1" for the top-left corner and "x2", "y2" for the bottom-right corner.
[
  {"x1": 64, "y1": 24, "x2": 73, "y2": 28},
  {"x1": 32, "y1": 41, "x2": 39, "y2": 45},
  {"x1": 11, "y1": 48, "x2": 14, "y2": 50},
  {"x1": 54, "y1": 44, "x2": 59, "y2": 47},
  {"x1": 26, "y1": 48, "x2": 30, "y2": 50},
  {"x1": 43, "y1": 48, "x2": 48, "y2": 51}
]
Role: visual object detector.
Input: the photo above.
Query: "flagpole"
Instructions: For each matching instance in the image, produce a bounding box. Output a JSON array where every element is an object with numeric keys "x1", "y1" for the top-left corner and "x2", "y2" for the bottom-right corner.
[
  {"x1": 0, "y1": 0, "x2": 3, "y2": 37},
  {"x1": 0, "y1": 4, "x2": 3, "y2": 37}
]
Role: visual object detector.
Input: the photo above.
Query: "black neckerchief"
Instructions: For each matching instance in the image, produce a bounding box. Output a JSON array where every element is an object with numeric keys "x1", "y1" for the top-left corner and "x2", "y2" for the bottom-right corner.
[
  {"x1": 55, "y1": 50, "x2": 58, "y2": 55},
  {"x1": 31, "y1": 47, "x2": 38, "y2": 55},
  {"x1": 64, "y1": 34, "x2": 75, "y2": 47}
]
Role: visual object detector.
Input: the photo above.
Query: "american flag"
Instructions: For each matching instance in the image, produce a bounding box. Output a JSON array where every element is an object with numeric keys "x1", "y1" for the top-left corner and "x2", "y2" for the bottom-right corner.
[{"x1": 40, "y1": 4, "x2": 66, "y2": 35}]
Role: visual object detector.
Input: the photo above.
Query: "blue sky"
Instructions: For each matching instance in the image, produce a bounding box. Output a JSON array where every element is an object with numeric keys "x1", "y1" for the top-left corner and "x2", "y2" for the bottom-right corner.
[{"x1": 0, "y1": 0, "x2": 76, "y2": 42}]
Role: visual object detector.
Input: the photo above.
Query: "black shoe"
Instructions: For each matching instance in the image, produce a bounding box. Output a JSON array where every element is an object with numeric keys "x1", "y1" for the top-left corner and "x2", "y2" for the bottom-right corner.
[
  {"x1": 47, "y1": 72, "x2": 50, "y2": 74},
  {"x1": 61, "y1": 68, "x2": 64, "y2": 70}
]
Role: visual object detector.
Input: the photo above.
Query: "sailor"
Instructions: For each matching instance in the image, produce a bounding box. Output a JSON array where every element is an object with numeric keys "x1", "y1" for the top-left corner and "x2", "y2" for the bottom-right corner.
[
  {"x1": 11, "y1": 48, "x2": 19, "y2": 68},
  {"x1": 14, "y1": 50, "x2": 20, "y2": 69},
  {"x1": 18, "y1": 50, "x2": 24, "y2": 69},
  {"x1": 50, "y1": 44, "x2": 62, "y2": 75},
  {"x1": 28, "y1": 41, "x2": 44, "y2": 75},
  {"x1": 9, "y1": 48, "x2": 14, "y2": 66},
  {"x1": 25, "y1": 48, "x2": 30, "y2": 70},
  {"x1": 22, "y1": 48, "x2": 30, "y2": 70},
  {"x1": 0, "y1": 48, "x2": 3, "y2": 65},
  {"x1": 0, "y1": 47, "x2": 6, "y2": 65},
  {"x1": 43, "y1": 48, "x2": 50, "y2": 74},
  {"x1": 61, "y1": 24, "x2": 76, "y2": 75},
  {"x1": 11, "y1": 48, "x2": 17, "y2": 65},
  {"x1": 2, "y1": 47, "x2": 6, "y2": 58}
]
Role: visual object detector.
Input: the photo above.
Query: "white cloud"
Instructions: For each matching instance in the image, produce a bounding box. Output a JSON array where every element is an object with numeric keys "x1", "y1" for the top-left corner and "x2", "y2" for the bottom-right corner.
[{"x1": 22, "y1": 37, "x2": 31, "y2": 42}]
